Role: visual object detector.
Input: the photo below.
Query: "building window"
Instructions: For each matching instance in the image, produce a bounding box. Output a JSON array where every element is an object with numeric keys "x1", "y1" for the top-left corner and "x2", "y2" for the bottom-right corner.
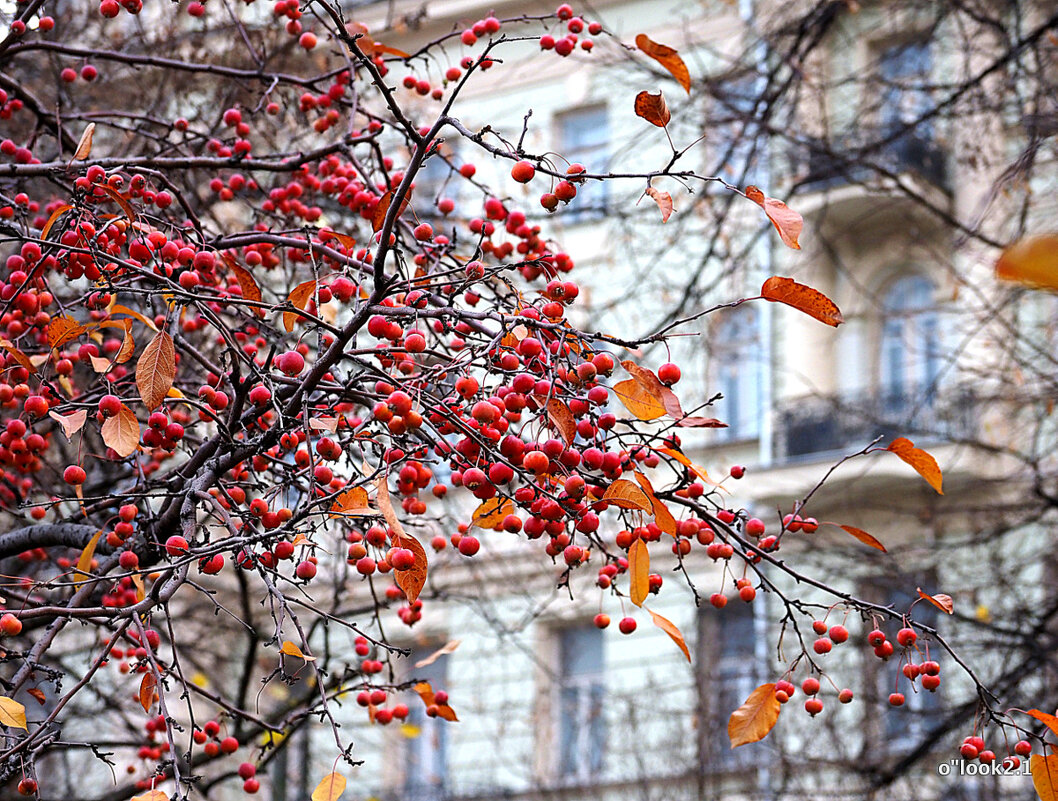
[
  {"x1": 874, "y1": 39, "x2": 945, "y2": 183},
  {"x1": 879, "y1": 274, "x2": 942, "y2": 412},
  {"x1": 697, "y1": 598, "x2": 761, "y2": 770},
  {"x1": 404, "y1": 648, "x2": 449, "y2": 801},
  {"x1": 556, "y1": 625, "x2": 605, "y2": 782},
  {"x1": 711, "y1": 307, "x2": 763, "y2": 442},
  {"x1": 557, "y1": 106, "x2": 609, "y2": 221}
]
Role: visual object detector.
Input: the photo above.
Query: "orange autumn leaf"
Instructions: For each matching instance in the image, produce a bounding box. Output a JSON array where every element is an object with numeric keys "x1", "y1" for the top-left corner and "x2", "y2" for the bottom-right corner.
[
  {"x1": 139, "y1": 673, "x2": 157, "y2": 713},
  {"x1": 75, "y1": 531, "x2": 103, "y2": 583},
  {"x1": 761, "y1": 276, "x2": 843, "y2": 327},
  {"x1": 1024, "y1": 709, "x2": 1058, "y2": 739},
  {"x1": 634, "y1": 90, "x2": 670, "y2": 127},
  {"x1": 279, "y1": 640, "x2": 316, "y2": 661},
  {"x1": 728, "y1": 683, "x2": 780, "y2": 747},
  {"x1": 643, "y1": 186, "x2": 674, "y2": 222},
  {"x1": 372, "y1": 188, "x2": 412, "y2": 233},
  {"x1": 887, "y1": 437, "x2": 943, "y2": 494},
  {"x1": 1032, "y1": 753, "x2": 1058, "y2": 801},
  {"x1": 545, "y1": 398, "x2": 577, "y2": 445},
  {"x1": 0, "y1": 340, "x2": 36, "y2": 374},
  {"x1": 613, "y1": 378, "x2": 667, "y2": 420},
  {"x1": 745, "y1": 186, "x2": 803, "y2": 249},
  {"x1": 101, "y1": 404, "x2": 141, "y2": 458},
  {"x1": 414, "y1": 640, "x2": 461, "y2": 668},
  {"x1": 628, "y1": 538, "x2": 649, "y2": 607},
  {"x1": 916, "y1": 588, "x2": 954, "y2": 615},
  {"x1": 377, "y1": 477, "x2": 427, "y2": 603},
  {"x1": 0, "y1": 697, "x2": 26, "y2": 730},
  {"x1": 48, "y1": 315, "x2": 88, "y2": 349},
  {"x1": 329, "y1": 486, "x2": 373, "y2": 517},
  {"x1": 830, "y1": 523, "x2": 887, "y2": 553},
  {"x1": 635, "y1": 34, "x2": 691, "y2": 93},
  {"x1": 648, "y1": 608, "x2": 690, "y2": 662},
  {"x1": 40, "y1": 204, "x2": 73, "y2": 240},
  {"x1": 601, "y1": 479, "x2": 653, "y2": 512},
  {"x1": 283, "y1": 280, "x2": 317, "y2": 332},
  {"x1": 412, "y1": 682, "x2": 458, "y2": 721},
  {"x1": 632, "y1": 471, "x2": 678, "y2": 537},
  {"x1": 995, "y1": 234, "x2": 1058, "y2": 291},
  {"x1": 136, "y1": 331, "x2": 176, "y2": 410}
]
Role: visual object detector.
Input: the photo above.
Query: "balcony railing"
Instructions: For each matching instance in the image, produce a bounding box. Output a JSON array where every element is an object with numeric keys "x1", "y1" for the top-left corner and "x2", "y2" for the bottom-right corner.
[
  {"x1": 797, "y1": 131, "x2": 948, "y2": 192},
  {"x1": 773, "y1": 388, "x2": 975, "y2": 462}
]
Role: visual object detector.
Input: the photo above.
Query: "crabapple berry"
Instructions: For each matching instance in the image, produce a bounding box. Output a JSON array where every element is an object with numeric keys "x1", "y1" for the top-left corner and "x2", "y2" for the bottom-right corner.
[{"x1": 618, "y1": 617, "x2": 636, "y2": 634}]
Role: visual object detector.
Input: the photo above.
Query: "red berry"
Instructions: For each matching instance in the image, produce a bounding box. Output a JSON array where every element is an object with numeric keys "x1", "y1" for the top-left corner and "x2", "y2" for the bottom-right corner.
[
  {"x1": 829, "y1": 625, "x2": 849, "y2": 643},
  {"x1": 165, "y1": 536, "x2": 190, "y2": 557},
  {"x1": 888, "y1": 692, "x2": 905, "y2": 707},
  {"x1": 801, "y1": 677, "x2": 820, "y2": 695},
  {"x1": 295, "y1": 560, "x2": 317, "y2": 580},
  {"x1": 277, "y1": 350, "x2": 305, "y2": 376},
  {"x1": 220, "y1": 736, "x2": 239, "y2": 754},
  {"x1": 618, "y1": 617, "x2": 636, "y2": 634},
  {"x1": 804, "y1": 698, "x2": 823, "y2": 716},
  {"x1": 838, "y1": 688, "x2": 854, "y2": 704},
  {"x1": 657, "y1": 362, "x2": 680, "y2": 385},
  {"x1": 1015, "y1": 740, "x2": 1033, "y2": 757},
  {"x1": 510, "y1": 160, "x2": 535, "y2": 183},
  {"x1": 593, "y1": 613, "x2": 610, "y2": 629},
  {"x1": 0, "y1": 613, "x2": 22, "y2": 636},
  {"x1": 813, "y1": 637, "x2": 832, "y2": 654},
  {"x1": 63, "y1": 465, "x2": 86, "y2": 485},
  {"x1": 897, "y1": 627, "x2": 917, "y2": 647}
]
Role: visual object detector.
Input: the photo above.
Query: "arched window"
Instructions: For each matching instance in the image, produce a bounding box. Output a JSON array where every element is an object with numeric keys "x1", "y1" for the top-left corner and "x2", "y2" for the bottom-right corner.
[
  {"x1": 879, "y1": 274, "x2": 941, "y2": 408},
  {"x1": 711, "y1": 307, "x2": 762, "y2": 441}
]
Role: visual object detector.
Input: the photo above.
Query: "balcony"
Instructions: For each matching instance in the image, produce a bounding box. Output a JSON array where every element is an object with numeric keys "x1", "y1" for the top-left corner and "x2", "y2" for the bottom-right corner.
[
  {"x1": 773, "y1": 388, "x2": 975, "y2": 463},
  {"x1": 797, "y1": 131, "x2": 948, "y2": 193}
]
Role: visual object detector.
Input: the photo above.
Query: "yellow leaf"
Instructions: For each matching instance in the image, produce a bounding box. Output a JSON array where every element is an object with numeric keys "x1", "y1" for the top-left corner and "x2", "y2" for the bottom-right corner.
[
  {"x1": 0, "y1": 696, "x2": 27, "y2": 730},
  {"x1": 1032, "y1": 753, "x2": 1058, "y2": 801},
  {"x1": 75, "y1": 531, "x2": 103, "y2": 583},
  {"x1": 761, "y1": 276, "x2": 843, "y2": 327},
  {"x1": 399, "y1": 723, "x2": 422, "y2": 738},
  {"x1": 136, "y1": 331, "x2": 176, "y2": 410},
  {"x1": 628, "y1": 538, "x2": 649, "y2": 607},
  {"x1": 132, "y1": 572, "x2": 145, "y2": 602},
  {"x1": 613, "y1": 379, "x2": 666, "y2": 420},
  {"x1": 601, "y1": 479, "x2": 653, "y2": 512},
  {"x1": 49, "y1": 409, "x2": 87, "y2": 441},
  {"x1": 995, "y1": 234, "x2": 1058, "y2": 291},
  {"x1": 471, "y1": 497, "x2": 514, "y2": 529},
  {"x1": 728, "y1": 683, "x2": 780, "y2": 747},
  {"x1": 279, "y1": 640, "x2": 316, "y2": 661},
  {"x1": 745, "y1": 186, "x2": 804, "y2": 249},
  {"x1": 283, "y1": 280, "x2": 317, "y2": 333},
  {"x1": 887, "y1": 437, "x2": 943, "y2": 494},
  {"x1": 110, "y1": 304, "x2": 159, "y2": 332},
  {"x1": 101, "y1": 404, "x2": 141, "y2": 458},
  {"x1": 311, "y1": 773, "x2": 346, "y2": 801},
  {"x1": 647, "y1": 608, "x2": 690, "y2": 662}
]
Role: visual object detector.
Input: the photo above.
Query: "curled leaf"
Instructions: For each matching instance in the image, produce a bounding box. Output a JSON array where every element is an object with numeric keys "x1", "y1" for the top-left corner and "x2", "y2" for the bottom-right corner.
[
  {"x1": 40, "y1": 204, "x2": 73, "y2": 240},
  {"x1": 887, "y1": 437, "x2": 943, "y2": 494},
  {"x1": 75, "y1": 531, "x2": 103, "y2": 583},
  {"x1": 49, "y1": 409, "x2": 87, "y2": 441},
  {"x1": 827, "y1": 523, "x2": 887, "y2": 552},
  {"x1": 728, "y1": 683, "x2": 780, "y2": 747},
  {"x1": 372, "y1": 188, "x2": 412, "y2": 233},
  {"x1": 648, "y1": 609, "x2": 690, "y2": 661},
  {"x1": 139, "y1": 673, "x2": 158, "y2": 713},
  {"x1": 414, "y1": 640, "x2": 461, "y2": 668},
  {"x1": 643, "y1": 186, "x2": 674, "y2": 222},
  {"x1": 377, "y1": 476, "x2": 427, "y2": 602},
  {"x1": 73, "y1": 123, "x2": 95, "y2": 160},
  {"x1": 745, "y1": 186, "x2": 803, "y2": 249},
  {"x1": 916, "y1": 587, "x2": 954, "y2": 615},
  {"x1": 634, "y1": 90, "x2": 670, "y2": 127},
  {"x1": 676, "y1": 416, "x2": 728, "y2": 428},
  {"x1": 0, "y1": 340, "x2": 36, "y2": 374},
  {"x1": 628, "y1": 538, "x2": 649, "y2": 607},
  {"x1": 1024, "y1": 709, "x2": 1058, "y2": 739},
  {"x1": 48, "y1": 316, "x2": 88, "y2": 349},
  {"x1": 632, "y1": 471, "x2": 678, "y2": 537},
  {"x1": 635, "y1": 34, "x2": 691, "y2": 92},
  {"x1": 761, "y1": 276, "x2": 843, "y2": 327}
]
